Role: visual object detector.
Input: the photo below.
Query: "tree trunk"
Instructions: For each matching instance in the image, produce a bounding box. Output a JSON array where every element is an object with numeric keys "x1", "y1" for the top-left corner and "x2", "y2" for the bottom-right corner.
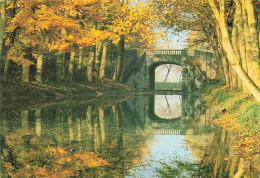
[
  {"x1": 234, "y1": 0, "x2": 249, "y2": 93},
  {"x1": 212, "y1": 44, "x2": 225, "y2": 84},
  {"x1": 241, "y1": 0, "x2": 254, "y2": 80},
  {"x1": 232, "y1": 68, "x2": 238, "y2": 89},
  {"x1": 21, "y1": 65, "x2": 30, "y2": 82},
  {"x1": 68, "y1": 51, "x2": 76, "y2": 81},
  {"x1": 0, "y1": 0, "x2": 6, "y2": 64},
  {"x1": 222, "y1": 56, "x2": 230, "y2": 87},
  {"x1": 208, "y1": 0, "x2": 260, "y2": 101},
  {"x1": 77, "y1": 47, "x2": 83, "y2": 72},
  {"x1": 99, "y1": 42, "x2": 108, "y2": 80},
  {"x1": 234, "y1": 158, "x2": 249, "y2": 178},
  {"x1": 56, "y1": 58, "x2": 62, "y2": 81},
  {"x1": 36, "y1": 53, "x2": 43, "y2": 83},
  {"x1": 93, "y1": 42, "x2": 103, "y2": 82},
  {"x1": 116, "y1": 37, "x2": 125, "y2": 82},
  {"x1": 244, "y1": 0, "x2": 260, "y2": 88},
  {"x1": 87, "y1": 46, "x2": 95, "y2": 82},
  {"x1": 21, "y1": 110, "x2": 29, "y2": 130},
  {"x1": 2, "y1": 59, "x2": 9, "y2": 82}
]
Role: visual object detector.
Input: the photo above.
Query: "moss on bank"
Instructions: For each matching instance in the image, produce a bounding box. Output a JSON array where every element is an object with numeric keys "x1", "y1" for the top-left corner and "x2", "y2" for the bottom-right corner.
[
  {"x1": 202, "y1": 83, "x2": 260, "y2": 159},
  {"x1": 0, "y1": 79, "x2": 135, "y2": 114}
]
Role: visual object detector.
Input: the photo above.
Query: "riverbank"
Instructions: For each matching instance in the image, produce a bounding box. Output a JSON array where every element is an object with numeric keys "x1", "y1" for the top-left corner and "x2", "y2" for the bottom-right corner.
[
  {"x1": 202, "y1": 83, "x2": 260, "y2": 173},
  {"x1": 0, "y1": 79, "x2": 136, "y2": 114}
]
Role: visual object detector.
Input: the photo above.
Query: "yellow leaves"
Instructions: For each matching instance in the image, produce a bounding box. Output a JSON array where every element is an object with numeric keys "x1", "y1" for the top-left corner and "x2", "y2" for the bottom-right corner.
[
  {"x1": 71, "y1": 0, "x2": 100, "y2": 7},
  {"x1": 7, "y1": 43, "x2": 34, "y2": 66}
]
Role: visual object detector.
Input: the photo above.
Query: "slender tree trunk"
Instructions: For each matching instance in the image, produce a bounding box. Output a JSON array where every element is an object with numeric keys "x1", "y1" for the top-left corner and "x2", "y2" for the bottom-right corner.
[
  {"x1": 87, "y1": 46, "x2": 95, "y2": 82},
  {"x1": 232, "y1": 68, "x2": 238, "y2": 89},
  {"x1": 116, "y1": 37, "x2": 125, "y2": 82},
  {"x1": 21, "y1": 65, "x2": 30, "y2": 82},
  {"x1": 77, "y1": 47, "x2": 83, "y2": 79},
  {"x1": 215, "y1": 25, "x2": 226, "y2": 84},
  {"x1": 68, "y1": 51, "x2": 76, "y2": 81},
  {"x1": 21, "y1": 110, "x2": 29, "y2": 130},
  {"x1": 222, "y1": 56, "x2": 230, "y2": 87},
  {"x1": 36, "y1": 53, "x2": 43, "y2": 83},
  {"x1": 2, "y1": 59, "x2": 9, "y2": 82},
  {"x1": 93, "y1": 42, "x2": 103, "y2": 82},
  {"x1": 56, "y1": 57, "x2": 62, "y2": 81},
  {"x1": 99, "y1": 42, "x2": 108, "y2": 80},
  {"x1": 209, "y1": 0, "x2": 260, "y2": 101},
  {"x1": 0, "y1": 0, "x2": 6, "y2": 64},
  {"x1": 231, "y1": 24, "x2": 239, "y2": 89}
]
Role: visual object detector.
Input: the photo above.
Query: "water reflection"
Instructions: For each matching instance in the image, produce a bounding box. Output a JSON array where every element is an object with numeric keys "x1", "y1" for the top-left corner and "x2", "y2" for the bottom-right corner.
[
  {"x1": 0, "y1": 94, "x2": 258, "y2": 177},
  {"x1": 154, "y1": 95, "x2": 182, "y2": 119}
]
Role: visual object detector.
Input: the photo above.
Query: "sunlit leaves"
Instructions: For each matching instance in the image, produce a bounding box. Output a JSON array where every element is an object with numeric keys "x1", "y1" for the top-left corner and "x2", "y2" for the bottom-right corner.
[{"x1": 107, "y1": 2, "x2": 159, "y2": 47}]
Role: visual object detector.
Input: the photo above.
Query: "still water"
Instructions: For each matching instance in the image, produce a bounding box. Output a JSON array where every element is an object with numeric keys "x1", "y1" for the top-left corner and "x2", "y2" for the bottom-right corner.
[{"x1": 0, "y1": 93, "x2": 257, "y2": 177}]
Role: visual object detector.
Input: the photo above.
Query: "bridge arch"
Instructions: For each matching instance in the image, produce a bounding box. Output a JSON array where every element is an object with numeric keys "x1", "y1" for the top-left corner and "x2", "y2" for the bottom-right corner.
[
  {"x1": 149, "y1": 62, "x2": 182, "y2": 90},
  {"x1": 123, "y1": 49, "x2": 215, "y2": 90}
]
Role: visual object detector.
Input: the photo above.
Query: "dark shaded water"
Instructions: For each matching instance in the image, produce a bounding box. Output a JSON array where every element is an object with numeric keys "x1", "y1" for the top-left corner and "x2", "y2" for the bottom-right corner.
[{"x1": 0, "y1": 93, "x2": 258, "y2": 177}]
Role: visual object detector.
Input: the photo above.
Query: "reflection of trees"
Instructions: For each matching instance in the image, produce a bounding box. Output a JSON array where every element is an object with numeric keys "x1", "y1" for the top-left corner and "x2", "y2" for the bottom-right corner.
[
  {"x1": 0, "y1": 101, "x2": 151, "y2": 177},
  {"x1": 1, "y1": 129, "x2": 109, "y2": 177},
  {"x1": 197, "y1": 128, "x2": 254, "y2": 177},
  {"x1": 155, "y1": 127, "x2": 256, "y2": 177}
]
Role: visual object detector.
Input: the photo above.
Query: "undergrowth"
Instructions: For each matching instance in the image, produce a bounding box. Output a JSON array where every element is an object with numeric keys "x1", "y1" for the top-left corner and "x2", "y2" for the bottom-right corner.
[
  {"x1": 200, "y1": 81, "x2": 222, "y2": 94},
  {"x1": 237, "y1": 104, "x2": 260, "y2": 133},
  {"x1": 210, "y1": 89, "x2": 232, "y2": 103}
]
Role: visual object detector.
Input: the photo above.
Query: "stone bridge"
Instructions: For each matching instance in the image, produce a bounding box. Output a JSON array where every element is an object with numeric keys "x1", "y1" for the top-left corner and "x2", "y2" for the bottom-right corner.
[{"x1": 123, "y1": 49, "x2": 215, "y2": 91}]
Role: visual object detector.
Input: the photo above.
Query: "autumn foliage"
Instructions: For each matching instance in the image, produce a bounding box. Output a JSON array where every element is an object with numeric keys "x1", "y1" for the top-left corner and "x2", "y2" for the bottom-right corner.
[{"x1": 0, "y1": 0, "x2": 159, "y2": 82}]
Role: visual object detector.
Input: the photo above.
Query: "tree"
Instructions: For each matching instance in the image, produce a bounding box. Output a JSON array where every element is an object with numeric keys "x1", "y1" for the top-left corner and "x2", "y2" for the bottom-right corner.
[
  {"x1": 208, "y1": 0, "x2": 260, "y2": 101},
  {"x1": 0, "y1": 0, "x2": 7, "y2": 65}
]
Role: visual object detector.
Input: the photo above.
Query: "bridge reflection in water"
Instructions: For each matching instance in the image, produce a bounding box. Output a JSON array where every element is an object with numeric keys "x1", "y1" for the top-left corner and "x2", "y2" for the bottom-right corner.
[{"x1": 154, "y1": 129, "x2": 186, "y2": 135}]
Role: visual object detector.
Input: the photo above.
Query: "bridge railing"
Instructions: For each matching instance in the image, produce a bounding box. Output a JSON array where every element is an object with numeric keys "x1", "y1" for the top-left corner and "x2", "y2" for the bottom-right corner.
[{"x1": 146, "y1": 49, "x2": 182, "y2": 55}]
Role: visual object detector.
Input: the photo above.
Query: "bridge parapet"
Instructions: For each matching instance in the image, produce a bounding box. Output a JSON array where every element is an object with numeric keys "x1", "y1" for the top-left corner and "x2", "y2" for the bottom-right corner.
[{"x1": 146, "y1": 49, "x2": 182, "y2": 55}]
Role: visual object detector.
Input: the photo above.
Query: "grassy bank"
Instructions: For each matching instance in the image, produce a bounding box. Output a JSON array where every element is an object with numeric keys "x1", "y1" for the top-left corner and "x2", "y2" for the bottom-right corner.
[
  {"x1": 202, "y1": 82, "x2": 260, "y2": 159},
  {"x1": 0, "y1": 79, "x2": 135, "y2": 114}
]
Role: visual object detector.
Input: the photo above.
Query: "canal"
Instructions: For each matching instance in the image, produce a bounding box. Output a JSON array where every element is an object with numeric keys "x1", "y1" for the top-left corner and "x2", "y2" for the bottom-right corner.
[{"x1": 0, "y1": 92, "x2": 257, "y2": 177}]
